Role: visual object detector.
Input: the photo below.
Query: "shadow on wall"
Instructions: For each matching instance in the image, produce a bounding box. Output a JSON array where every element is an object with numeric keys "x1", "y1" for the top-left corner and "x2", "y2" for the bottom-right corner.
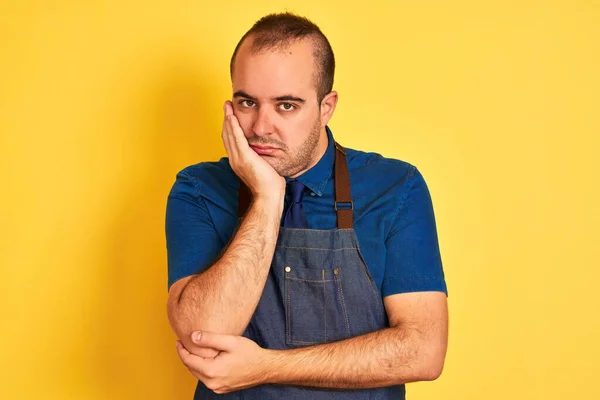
[{"x1": 92, "y1": 48, "x2": 226, "y2": 399}]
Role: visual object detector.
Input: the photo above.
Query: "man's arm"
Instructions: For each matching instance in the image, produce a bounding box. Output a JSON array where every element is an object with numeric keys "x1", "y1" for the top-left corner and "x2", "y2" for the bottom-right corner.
[
  {"x1": 177, "y1": 291, "x2": 448, "y2": 393},
  {"x1": 167, "y1": 194, "x2": 283, "y2": 355},
  {"x1": 263, "y1": 291, "x2": 448, "y2": 388},
  {"x1": 167, "y1": 101, "x2": 285, "y2": 357}
]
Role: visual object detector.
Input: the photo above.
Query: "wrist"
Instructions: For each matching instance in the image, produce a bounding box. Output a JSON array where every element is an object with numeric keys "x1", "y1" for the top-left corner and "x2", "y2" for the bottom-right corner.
[
  {"x1": 253, "y1": 191, "x2": 285, "y2": 210},
  {"x1": 260, "y1": 349, "x2": 286, "y2": 385}
]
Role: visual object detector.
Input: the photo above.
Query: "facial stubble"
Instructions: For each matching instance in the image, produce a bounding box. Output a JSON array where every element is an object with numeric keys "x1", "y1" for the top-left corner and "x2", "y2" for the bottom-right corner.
[{"x1": 266, "y1": 116, "x2": 323, "y2": 178}]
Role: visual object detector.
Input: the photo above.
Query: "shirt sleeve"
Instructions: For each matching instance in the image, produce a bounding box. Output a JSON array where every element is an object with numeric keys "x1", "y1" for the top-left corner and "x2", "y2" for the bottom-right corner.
[
  {"x1": 382, "y1": 166, "x2": 448, "y2": 297},
  {"x1": 165, "y1": 169, "x2": 224, "y2": 290}
]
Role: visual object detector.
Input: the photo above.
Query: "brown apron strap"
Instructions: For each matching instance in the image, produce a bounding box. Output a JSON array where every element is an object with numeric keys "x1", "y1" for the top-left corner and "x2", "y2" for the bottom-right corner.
[
  {"x1": 333, "y1": 141, "x2": 353, "y2": 229},
  {"x1": 237, "y1": 141, "x2": 353, "y2": 228}
]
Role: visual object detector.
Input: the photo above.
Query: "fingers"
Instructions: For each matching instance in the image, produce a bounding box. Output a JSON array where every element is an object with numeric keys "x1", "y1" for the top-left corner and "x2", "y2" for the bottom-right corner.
[
  {"x1": 222, "y1": 104, "x2": 237, "y2": 159},
  {"x1": 222, "y1": 117, "x2": 234, "y2": 157},
  {"x1": 191, "y1": 331, "x2": 237, "y2": 352},
  {"x1": 223, "y1": 101, "x2": 248, "y2": 148},
  {"x1": 192, "y1": 346, "x2": 221, "y2": 359},
  {"x1": 176, "y1": 341, "x2": 216, "y2": 381},
  {"x1": 176, "y1": 340, "x2": 192, "y2": 363},
  {"x1": 224, "y1": 100, "x2": 233, "y2": 117},
  {"x1": 222, "y1": 101, "x2": 252, "y2": 170},
  {"x1": 226, "y1": 113, "x2": 248, "y2": 151}
]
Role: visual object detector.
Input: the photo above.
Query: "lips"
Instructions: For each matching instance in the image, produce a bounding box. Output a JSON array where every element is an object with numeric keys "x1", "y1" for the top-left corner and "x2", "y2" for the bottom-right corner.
[{"x1": 250, "y1": 145, "x2": 280, "y2": 155}]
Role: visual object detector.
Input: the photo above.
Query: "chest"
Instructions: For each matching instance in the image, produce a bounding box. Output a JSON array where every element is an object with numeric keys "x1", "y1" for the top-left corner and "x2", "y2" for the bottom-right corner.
[{"x1": 208, "y1": 178, "x2": 398, "y2": 294}]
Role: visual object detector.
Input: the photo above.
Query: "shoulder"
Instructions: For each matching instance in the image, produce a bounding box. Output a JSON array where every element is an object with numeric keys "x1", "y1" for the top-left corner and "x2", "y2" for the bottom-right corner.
[
  {"x1": 169, "y1": 157, "x2": 238, "y2": 201},
  {"x1": 345, "y1": 146, "x2": 420, "y2": 188},
  {"x1": 175, "y1": 157, "x2": 235, "y2": 184},
  {"x1": 343, "y1": 146, "x2": 435, "y2": 218}
]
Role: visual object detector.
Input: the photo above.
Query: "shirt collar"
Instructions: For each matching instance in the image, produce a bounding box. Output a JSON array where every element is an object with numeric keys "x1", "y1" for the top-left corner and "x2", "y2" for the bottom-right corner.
[{"x1": 285, "y1": 125, "x2": 335, "y2": 196}]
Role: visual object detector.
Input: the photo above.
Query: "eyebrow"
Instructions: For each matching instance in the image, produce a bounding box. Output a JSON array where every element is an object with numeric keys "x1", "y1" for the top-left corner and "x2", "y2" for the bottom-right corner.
[{"x1": 233, "y1": 90, "x2": 306, "y2": 103}]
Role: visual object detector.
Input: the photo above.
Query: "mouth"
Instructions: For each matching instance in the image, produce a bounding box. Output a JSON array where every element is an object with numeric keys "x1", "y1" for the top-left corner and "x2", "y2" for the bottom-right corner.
[{"x1": 249, "y1": 145, "x2": 280, "y2": 155}]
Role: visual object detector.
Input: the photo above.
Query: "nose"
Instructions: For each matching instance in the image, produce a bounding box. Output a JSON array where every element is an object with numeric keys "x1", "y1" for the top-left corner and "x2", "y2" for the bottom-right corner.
[{"x1": 252, "y1": 106, "x2": 274, "y2": 137}]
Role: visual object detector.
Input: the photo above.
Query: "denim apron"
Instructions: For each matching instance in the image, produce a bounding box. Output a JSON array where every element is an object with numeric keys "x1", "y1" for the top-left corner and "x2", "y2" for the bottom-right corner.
[{"x1": 194, "y1": 142, "x2": 406, "y2": 399}]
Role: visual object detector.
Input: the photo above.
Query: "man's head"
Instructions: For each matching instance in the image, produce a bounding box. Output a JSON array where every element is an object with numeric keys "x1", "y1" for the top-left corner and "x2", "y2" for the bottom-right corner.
[{"x1": 229, "y1": 12, "x2": 338, "y2": 177}]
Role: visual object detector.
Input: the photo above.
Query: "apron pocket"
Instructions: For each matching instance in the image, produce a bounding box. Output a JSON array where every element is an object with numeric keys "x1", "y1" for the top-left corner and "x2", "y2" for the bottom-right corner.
[{"x1": 283, "y1": 265, "x2": 351, "y2": 347}]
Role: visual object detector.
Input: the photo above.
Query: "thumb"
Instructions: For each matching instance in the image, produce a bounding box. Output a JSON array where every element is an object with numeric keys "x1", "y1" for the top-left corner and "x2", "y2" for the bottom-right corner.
[{"x1": 191, "y1": 331, "x2": 236, "y2": 352}]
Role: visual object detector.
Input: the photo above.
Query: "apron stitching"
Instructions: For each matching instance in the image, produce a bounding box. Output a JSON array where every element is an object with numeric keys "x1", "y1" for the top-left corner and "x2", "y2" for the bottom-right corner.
[
  {"x1": 276, "y1": 246, "x2": 358, "y2": 251},
  {"x1": 285, "y1": 275, "x2": 291, "y2": 344},
  {"x1": 358, "y1": 261, "x2": 383, "y2": 306},
  {"x1": 351, "y1": 231, "x2": 386, "y2": 309},
  {"x1": 323, "y1": 269, "x2": 327, "y2": 342},
  {"x1": 290, "y1": 340, "x2": 321, "y2": 345},
  {"x1": 287, "y1": 277, "x2": 335, "y2": 283},
  {"x1": 335, "y1": 273, "x2": 352, "y2": 336},
  {"x1": 276, "y1": 228, "x2": 355, "y2": 232}
]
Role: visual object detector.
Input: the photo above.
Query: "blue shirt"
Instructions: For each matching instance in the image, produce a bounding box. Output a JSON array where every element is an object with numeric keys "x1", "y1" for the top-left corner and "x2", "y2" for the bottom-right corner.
[{"x1": 166, "y1": 126, "x2": 447, "y2": 297}]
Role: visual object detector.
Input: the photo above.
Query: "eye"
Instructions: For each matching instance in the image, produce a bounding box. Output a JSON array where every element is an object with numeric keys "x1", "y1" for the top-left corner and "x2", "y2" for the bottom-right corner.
[
  {"x1": 278, "y1": 102, "x2": 296, "y2": 112},
  {"x1": 240, "y1": 100, "x2": 256, "y2": 108}
]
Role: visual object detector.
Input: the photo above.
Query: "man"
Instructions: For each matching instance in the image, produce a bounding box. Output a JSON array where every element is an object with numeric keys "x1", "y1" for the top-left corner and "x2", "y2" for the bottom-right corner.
[{"x1": 165, "y1": 12, "x2": 448, "y2": 399}]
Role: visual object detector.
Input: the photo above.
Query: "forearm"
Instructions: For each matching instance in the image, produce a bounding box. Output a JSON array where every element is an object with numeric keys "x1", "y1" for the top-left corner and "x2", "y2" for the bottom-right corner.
[
  {"x1": 264, "y1": 326, "x2": 444, "y2": 389},
  {"x1": 169, "y1": 195, "x2": 284, "y2": 343}
]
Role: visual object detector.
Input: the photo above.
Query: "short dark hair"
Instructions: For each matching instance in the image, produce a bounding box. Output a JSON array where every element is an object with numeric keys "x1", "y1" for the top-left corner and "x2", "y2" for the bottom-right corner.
[{"x1": 229, "y1": 12, "x2": 335, "y2": 104}]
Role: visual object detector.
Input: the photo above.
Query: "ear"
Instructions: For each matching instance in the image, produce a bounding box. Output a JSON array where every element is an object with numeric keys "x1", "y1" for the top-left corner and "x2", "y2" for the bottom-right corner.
[{"x1": 319, "y1": 91, "x2": 338, "y2": 127}]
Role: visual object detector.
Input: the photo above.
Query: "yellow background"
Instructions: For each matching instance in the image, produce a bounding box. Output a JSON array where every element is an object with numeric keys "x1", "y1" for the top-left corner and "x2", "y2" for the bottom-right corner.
[{"x1": 1, "y1": 1, "x2": 599, "y2": 399}]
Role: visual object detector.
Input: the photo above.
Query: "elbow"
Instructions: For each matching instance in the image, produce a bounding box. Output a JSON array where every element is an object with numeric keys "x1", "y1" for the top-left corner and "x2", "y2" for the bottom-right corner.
[
  {"x1": 167, "y1": 296, "x2": 221, "y2": 359},
  {"x1": 166, "y1": 276, "x2": 198, "y2": 334},
  {"x1": 418, "y1": 349, "x2": 446, "y2": 381},
  {"x1": 393, "y1": 350, "x2": 445, "y2": 384},
  {"x1": 166, "y1": 282, "x2": 199, "y2": 338},
  {"x1": 420, "y1": 359, "x2": 444, "y2": 381},
  {"x1": 166, "y1": 296, "x2": 188, "y2": 339}
]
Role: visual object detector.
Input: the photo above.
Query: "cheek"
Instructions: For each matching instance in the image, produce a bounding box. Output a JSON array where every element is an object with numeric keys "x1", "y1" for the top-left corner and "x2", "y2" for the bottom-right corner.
[
  {"x1": 234, "y1": 112, "x2": 254, "y2": 138},
  {"x1": 281, "y1": 127, "x2": 306, "y2": 150},
  {"x1": 285, "y1": 113, "x2": 318, "y2": 141}
]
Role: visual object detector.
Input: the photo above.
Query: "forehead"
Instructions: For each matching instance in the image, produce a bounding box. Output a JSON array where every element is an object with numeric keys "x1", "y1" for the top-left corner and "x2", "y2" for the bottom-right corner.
[{"x1": 232, "y1": 38, "x2": 317, "y2": 99}]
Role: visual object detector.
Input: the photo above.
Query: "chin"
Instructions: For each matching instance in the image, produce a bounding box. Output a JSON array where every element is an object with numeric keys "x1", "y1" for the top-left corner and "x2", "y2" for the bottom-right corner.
[
  {"x1": 273, "y1": 163, "x2": 294, "y2": 177},
  {"x1": 262, "y1": 154, "x2": 299, "y2": 177},
  {"x1": 262, "y1": 158, "x2": 284, "y2": 175}
]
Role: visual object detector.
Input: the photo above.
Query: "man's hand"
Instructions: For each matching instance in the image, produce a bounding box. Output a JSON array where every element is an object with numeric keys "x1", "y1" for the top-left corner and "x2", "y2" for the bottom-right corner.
[
  {"x1": 222, "y1": 101, "x2": 285, "y2": 199},
  {"x1": 176, "y1": 331, "x2": 273, "y2": 394}
]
